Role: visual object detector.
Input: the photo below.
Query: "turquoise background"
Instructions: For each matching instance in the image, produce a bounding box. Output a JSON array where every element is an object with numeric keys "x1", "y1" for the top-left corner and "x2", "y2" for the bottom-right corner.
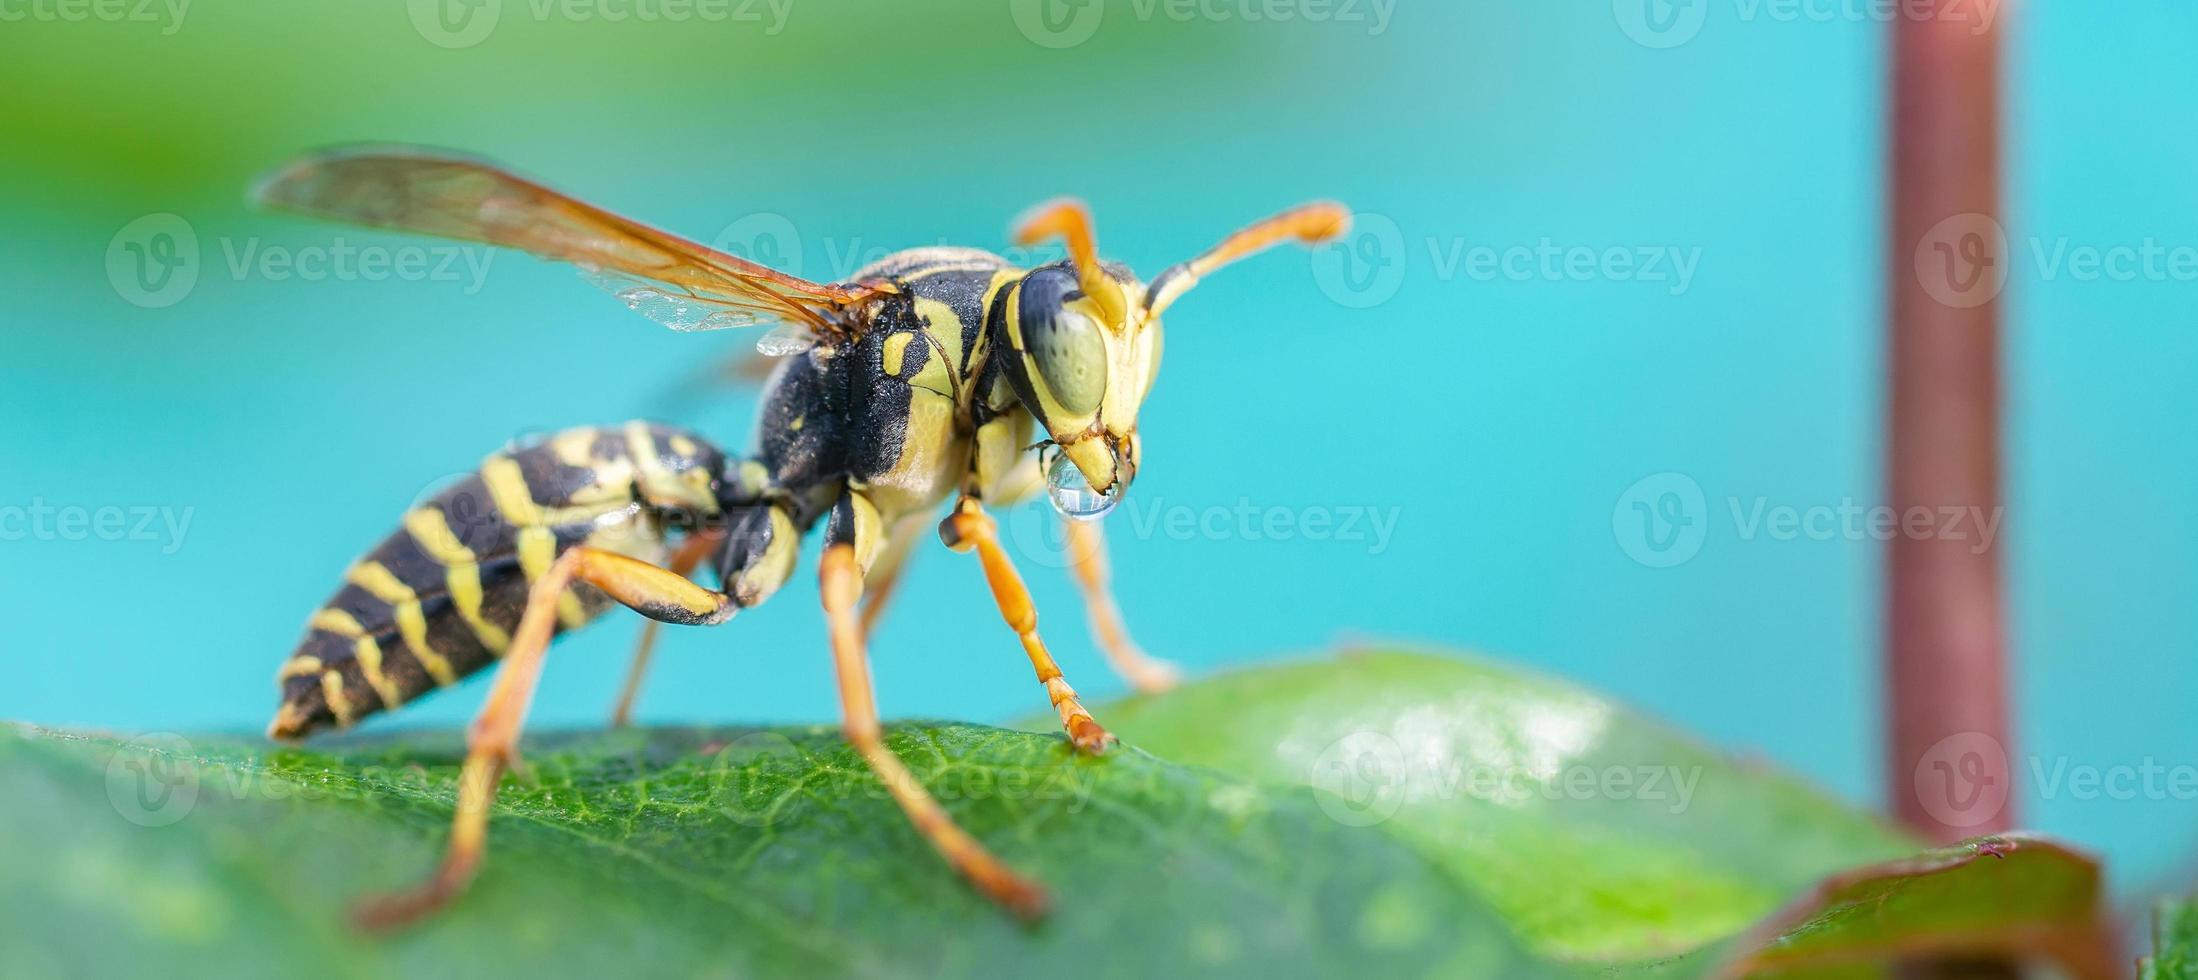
[{"x1": 3, "y1": 1, "x2": 2193, "y2": 895}]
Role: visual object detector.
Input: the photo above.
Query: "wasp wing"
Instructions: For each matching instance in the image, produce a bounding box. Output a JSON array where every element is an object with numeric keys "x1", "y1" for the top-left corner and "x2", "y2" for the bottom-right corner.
[{"x1": 251, "y1": 145, "x2": 891, "y2": 337}]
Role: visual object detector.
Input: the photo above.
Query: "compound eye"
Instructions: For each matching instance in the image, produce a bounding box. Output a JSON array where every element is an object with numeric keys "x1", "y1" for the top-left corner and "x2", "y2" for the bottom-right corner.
[{"x1": 1029, "y1": 307, "x2": 1108, "y2": 415}]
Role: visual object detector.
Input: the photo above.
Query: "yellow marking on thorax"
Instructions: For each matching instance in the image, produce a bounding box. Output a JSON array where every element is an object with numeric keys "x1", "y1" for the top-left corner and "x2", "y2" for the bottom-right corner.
[
  {"x1": 895, "y1": 258, "x2": 1014, "y2": 278},
  {"x1": 352, "y1": 634, "x2": 404, "y2": 709},
  {"x1": 345, "y1": 561, "x2": 459, "y2": 686},
  {"x1": 278, "y1": 656, "x2": 323, "y2": 681},
  {"x1": 519, "y1": 526, "x2": 589, "y2": 628},
  {"x1": 962, "y1": 268, "x2": 1021, "y2": 393},
  {"x1": 883, "y1": 332, "x2": 914, "y2": 376},
  {"x1": 321, "y1": 672, "x2": 358, "y2": 727}
]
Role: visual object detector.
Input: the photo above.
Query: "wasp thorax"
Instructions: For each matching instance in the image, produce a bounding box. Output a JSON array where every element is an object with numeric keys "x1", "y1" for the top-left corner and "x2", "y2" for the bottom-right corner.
[{"x1": 1045, "y1": 452, "x2": 1120, "y2": 521}]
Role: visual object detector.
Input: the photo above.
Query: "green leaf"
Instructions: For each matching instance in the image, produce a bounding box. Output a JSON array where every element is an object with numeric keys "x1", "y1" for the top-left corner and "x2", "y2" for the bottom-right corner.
[
  {"x1": 1726, "y1": 835, "x2": 2116, "y2": 979},
  {"x1": 2143, "y1": 896, "x2": 2198, "y2": 980},
  {"x1": 0, "y1": 721, "x2": 1549, "y2": 980},
  {"x1": 2, "y1": 647, "x2": 2115, "y2": 979},
  {"x1": 1080, "y1": 648, "x2": 1921, "y2": 962}
]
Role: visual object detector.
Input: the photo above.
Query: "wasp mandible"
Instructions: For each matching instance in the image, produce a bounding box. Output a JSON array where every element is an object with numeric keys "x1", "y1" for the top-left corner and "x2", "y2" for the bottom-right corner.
[{"x1": 253, "y1": 147, "x2": 1347, "y2": 927}]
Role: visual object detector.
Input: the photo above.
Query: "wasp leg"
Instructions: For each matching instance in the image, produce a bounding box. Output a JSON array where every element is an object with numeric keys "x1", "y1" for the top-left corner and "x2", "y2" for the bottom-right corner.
[
  {"x1": 856, "y1": 512, "x2": 929, "y2": 642},
  {"x1": 353, "y1": 546, "x2": 735, "y2": 932},
  {"x1": 1060, "y1": 518, "x2": 1181, "y2": 694},
  {"x1": 939, "y1": 498, "x2": 1117, "y2": 755},
  {"x1": 820, "y1": 490, "x2": 1050, "y2": 920},
  {"x1": 610, "y1": 526, "x2": 729, "y2": 728},
  {"x1": 982, "y1": 455, "x2": 1168, "y2": 690}
]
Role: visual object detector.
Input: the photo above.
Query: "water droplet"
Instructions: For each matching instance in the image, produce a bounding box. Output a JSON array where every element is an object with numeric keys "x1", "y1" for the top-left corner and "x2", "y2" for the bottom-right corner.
[
  {"x1": 591, "y1": 275, "x2": 743, "y2": 332},
  {"x1": 1045, "y1": 453, "x2": 1119, "y2": 521},
  {"x1": 755, "y1": 324, "x2": 815, "y2": 356}
]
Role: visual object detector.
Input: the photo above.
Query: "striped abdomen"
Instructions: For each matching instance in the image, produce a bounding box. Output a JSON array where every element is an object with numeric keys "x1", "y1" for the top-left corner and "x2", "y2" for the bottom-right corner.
[{"x1": 269, "y1": 422, "x2": 728, "y2": 739}]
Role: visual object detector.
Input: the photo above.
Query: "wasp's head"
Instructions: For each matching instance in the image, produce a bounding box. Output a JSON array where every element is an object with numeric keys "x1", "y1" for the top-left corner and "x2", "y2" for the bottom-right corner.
[
  {"x1": 1004, "y1": 198, "x2": 1348, "y2": 512},
  {"x1": 999, "y1": 258, "x2": 1159, "y2": 501}
]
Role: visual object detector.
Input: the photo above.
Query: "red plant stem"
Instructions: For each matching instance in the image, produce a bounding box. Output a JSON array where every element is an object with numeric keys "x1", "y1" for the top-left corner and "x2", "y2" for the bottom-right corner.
[{"x1": 1886, "y1": 5, "x2": 2011, "y2": 840}]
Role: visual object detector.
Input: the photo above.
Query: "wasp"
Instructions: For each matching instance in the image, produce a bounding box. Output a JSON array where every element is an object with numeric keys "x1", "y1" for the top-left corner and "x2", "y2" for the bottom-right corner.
[{"x1": 252, "y1": 146, "x2": 1347, "y2": 927}]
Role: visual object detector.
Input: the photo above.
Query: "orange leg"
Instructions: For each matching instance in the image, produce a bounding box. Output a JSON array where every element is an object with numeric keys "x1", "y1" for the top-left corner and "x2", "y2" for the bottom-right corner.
[
  {"x1": 819, "y1": 520, "x2": 1049, "y2": 920},
  {"x1": 610, "y1": 527, "x2": 727, "y2": 727},
  {"x1": 354, "y1": 546, "x2": 733, "y2": 931},
  {"x1": 940, "y1": 499, "x2": 1116, "y2": 754},
  {"x1": 1061, "y1": 518, "x2": 1180, "y2": 695}
]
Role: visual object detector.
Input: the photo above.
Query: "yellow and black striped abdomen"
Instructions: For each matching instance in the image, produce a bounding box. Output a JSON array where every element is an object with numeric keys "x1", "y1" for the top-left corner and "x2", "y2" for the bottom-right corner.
[{"x1": 269, "y1": 422, "x2": 727, "y2": 739}]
